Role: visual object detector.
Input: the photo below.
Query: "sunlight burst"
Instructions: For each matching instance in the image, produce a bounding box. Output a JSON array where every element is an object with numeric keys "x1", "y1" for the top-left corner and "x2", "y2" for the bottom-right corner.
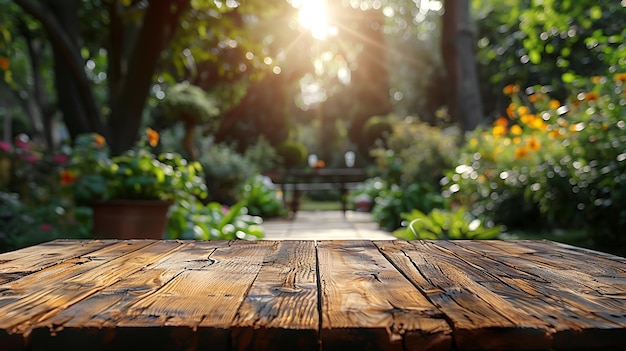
[{"x1": 293, "y1": 0, "x2": 337, "y2": 40}]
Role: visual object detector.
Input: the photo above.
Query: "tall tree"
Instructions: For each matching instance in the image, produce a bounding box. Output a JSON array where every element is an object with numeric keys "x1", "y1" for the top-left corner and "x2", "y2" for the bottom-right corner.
[
  {"x1": 12, "y1": 0, "x2": 209, "y2": 153},
  {"x1": 442, "y1": 0, "x2": 483, "y2": 131}
]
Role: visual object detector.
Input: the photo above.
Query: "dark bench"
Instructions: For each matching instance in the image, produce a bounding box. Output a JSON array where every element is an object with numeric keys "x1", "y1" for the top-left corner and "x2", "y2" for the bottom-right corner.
[{"x1": 263, "y1": 168, "x2": 369, "y2": 216}]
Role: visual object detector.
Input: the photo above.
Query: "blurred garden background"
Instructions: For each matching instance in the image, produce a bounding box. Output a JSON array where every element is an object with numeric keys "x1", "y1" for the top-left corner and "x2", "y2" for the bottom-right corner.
[{"x1": 0, "y1": 0, "x2": 624, "y2": 255}]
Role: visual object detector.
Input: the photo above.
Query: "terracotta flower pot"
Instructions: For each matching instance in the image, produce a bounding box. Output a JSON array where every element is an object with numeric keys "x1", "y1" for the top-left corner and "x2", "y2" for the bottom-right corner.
[{"x1": 91, "y1": 199, "x2": 171, "y2": 239}]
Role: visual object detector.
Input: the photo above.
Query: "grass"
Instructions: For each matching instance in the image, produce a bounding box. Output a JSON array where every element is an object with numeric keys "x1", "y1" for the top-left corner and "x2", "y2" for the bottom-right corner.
[{"x1": 298, "y1": 198, "x2": 345, "y2": 211}]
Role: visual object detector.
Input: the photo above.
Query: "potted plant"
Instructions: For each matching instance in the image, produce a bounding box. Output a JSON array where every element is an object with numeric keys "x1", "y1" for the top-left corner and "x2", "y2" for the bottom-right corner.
[{"x1": 64, "y1": 128, "x2": 207, "y2": 239}]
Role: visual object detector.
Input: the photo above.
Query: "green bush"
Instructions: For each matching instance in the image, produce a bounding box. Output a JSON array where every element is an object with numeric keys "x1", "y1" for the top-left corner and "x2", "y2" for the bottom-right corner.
[
  {"x1": 393, "y1": 208, "x2": 501, "y2": 240},
  {"x1": 444, "y1": 75, "x2": 626, "y2": 243},
  {"x1": 276, "y1": 140, "x2": 308, "y2": 169},
  {"x1": 166, "y1": 199, "x2": 264, "y2": 240},
  {"x1": 243, "y1": 136, "x2": 281, "y2": 172},
  {"x1": 200, "y1": 143, "x2": 256, "y2": 205},
  {"x1": 0, "y1": 192, "x2": 90, "y2": 252},
  {"x1": 371, "y1": 182, "x2": 446, "y2": 231},
  {"x1": 240, "y1": 175, "x2": 286, "y2": 218},
  {"x1": 362, "y1": 115, "x2": 393, "y2": 146},
  {"x1": 370, "y1": 116, "x2": 460, "y2": 187}
]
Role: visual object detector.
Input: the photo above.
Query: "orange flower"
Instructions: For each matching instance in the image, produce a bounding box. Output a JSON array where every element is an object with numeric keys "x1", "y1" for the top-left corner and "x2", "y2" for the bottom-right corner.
[
  {"x1": 469, "y1": 138, "x2": 478, "y2": 147},
  {"x1": 584, "y1": 92, "x2": 599, "y2": 101},
  {"x1": 526, "y1": 137, "x2": 541, "y2": 151},
  {"x1": 517, "y1": 106, "x2": 530, "y2": 116},
  {"x1": 591, "y1": 76, "x2": 602, "y2": 84},
  {"x1": 528, "y1": 94, "x2": 540, "y2": 103},
  {"x1": 510, "y1": 124, "x2": 523, "y2": 135},
  {"x1": 513, "y1": 136, "x2": 522, "y2": 144},
  {"x1": 530, "y1": 118, "x2": 548, "y2": 131},
  {"x1": 520, "y1": 113, "x2": 534, "y2": 126},
  {"x1": 514, "y1": 147, "x2": 529, "y2": 160},
  {"x1": 94, "y1": 133, "x2": 106, "y2": 147},
  {"x1": 614, "y1": 73, "x2": 626, "y2": 82},
  {"x1": 146, "y1": 128, "x2": 159, "y2": 147},
  {"x1": 494, "y1": 117, "x2": 508, "y2": 127},
  {"x1": 549, "y1": 100, "x2": 561, "y2": 110},
  {"x1": 549, "y1": 129, "x2": 564, "y2": 139},
  {"x1": 60, "y1": 170, "x2": 76, "y2": 185},
  {"x1": 0, "y1": 57, "x2": 9, "y2": 70},
  {"x1": 506, "y1": 104, "x2": 516, "y2": 118},
  {"x1": 503, "y1": 84, "x2": 520, "y2": 95},
  {"x1": 492, "y1": 125, "x2": 507, "y2": 137}
]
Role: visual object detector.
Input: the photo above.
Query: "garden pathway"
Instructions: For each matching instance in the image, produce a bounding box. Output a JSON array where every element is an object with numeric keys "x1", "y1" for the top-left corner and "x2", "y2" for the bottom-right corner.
[{"x1": 260, "y1": 210, "x2": 396, "y2": 240}]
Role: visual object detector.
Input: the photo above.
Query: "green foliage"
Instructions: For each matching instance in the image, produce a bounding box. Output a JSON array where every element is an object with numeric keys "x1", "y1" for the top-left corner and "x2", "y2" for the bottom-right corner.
[
  {"x1": 243, "y1": 136, "x2": 281, "y2": 172},
  {"x1": 200, "y1": 142, "x2": 256, "y2": 205},
  {"x1": 276, "y1": 140, "x2": 308, "y2": 169},
  {"x1": 473, "y1": 0, "x2": 625, "y2": 116},
  {"x1": 362, "y1": 115, "x2": 393, "y2": 147},
  {"x1": 0, "y1": 135, "x2": 69, "y2": 205},
  {"x1": 349, "y1": 177, "x2": 387, "y2": 210},
  {"x1": 371, "y1": 183, "x2": 446, "y2": 231},
  {"x1": 166, "y1": 200, "x2": 264, "y2": 240},
  {"x1": 0, "y1": 192, "x2": 90, "y2": 253},
  {"x1": 159, "y1": 82, "x2": 220, "y2": 126},
  {"x1": 240, "y1": 175, "x2": 286, "y2": 218},
  {"x1": 370, "y1": 116, "x2": 460, "y2": 187},
  {"x1": 65, "y1": 130, "x2": 207, "y2": 203},
  {"x1": 393, "y1": 208, "x2": 501, "y2": 240},
  {"x1": 445, "y1": 75, "x2": 626, "y2": 243}
]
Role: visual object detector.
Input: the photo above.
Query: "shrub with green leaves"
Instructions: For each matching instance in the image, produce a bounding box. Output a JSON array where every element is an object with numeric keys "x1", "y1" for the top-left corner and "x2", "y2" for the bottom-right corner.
[
  {"x1": 370, "y1": 116, "x2": 459, "y2": 187},
  {"x1": 200, "y1": 143, "x2": 256, "y2": 205},
  {"x1": 371, "y1": 182, "x2": 446, "y2": 231},
  {"x1": 0, "y1": 192, "x2": 90, "y2": 252},
  {"x1": 393, "y1": 208, "x2": 501, "y2": 240},
  {"x1": 276, "y1": 140, "x2": 308, "y2": 169},
  {"x1": 444, "y1": 74, "x2": 626, "y2": 242},
  {"x1": 166, "y1": 200, "x2": 264, "y2": 240},
  {"x1": 240, "y1": 175, "x2": 286, "y2": 218}
]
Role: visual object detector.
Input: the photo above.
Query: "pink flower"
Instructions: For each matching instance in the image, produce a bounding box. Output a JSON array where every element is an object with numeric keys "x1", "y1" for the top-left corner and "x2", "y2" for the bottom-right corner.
[
  {"x1": 19, "y1": 154, "x2": 40, "y2": 163},
  {"x1": 0, "y1": 141, "x2": 11, "y2": 153},
  {"x1": 53, "y1": 154, "x2": 69, "y2": 164},
  {"x1": 13, "y1": 135, "x2": 31, "y2": 150},
  {"x1": 40, "y1": 223, "x2": 53, "y2": 231}
]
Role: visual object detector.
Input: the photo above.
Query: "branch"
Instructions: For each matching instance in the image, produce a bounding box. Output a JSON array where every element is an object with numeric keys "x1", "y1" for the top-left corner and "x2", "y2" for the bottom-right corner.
[{"x1": 14, "y1": 0, "x2": 106, "y2": 134}]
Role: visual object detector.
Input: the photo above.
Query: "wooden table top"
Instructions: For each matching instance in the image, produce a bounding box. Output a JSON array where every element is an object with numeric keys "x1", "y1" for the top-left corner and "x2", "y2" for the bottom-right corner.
[{"x1": 0, "y1": 239, "x2": 624, "y2": 351}]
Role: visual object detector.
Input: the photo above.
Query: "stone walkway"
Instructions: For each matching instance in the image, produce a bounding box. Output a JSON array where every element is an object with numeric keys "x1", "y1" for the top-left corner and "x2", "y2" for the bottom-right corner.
[{"x1": 260, "y1": 210, "x2": 396, "y2": 240}]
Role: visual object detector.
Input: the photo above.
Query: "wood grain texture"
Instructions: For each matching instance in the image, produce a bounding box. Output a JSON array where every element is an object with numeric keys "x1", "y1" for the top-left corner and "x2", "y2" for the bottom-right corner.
[
  {"x1": 31, "y1": 240, "x2": 233, "y2": 351},
  {"x1": 377, "y1": 240, "x2": 552, "y2": 350},
  {"x1": 317, "y1": 240, "x2": 452, "y2": 351},
  {"x1": 0, "y1": 240, "x2": 115, "y2": 284},
  {"x1": 449, "y1": 240, "x2": 626, "y2": 350},
  {"x1": 0, "y1": 239, "x2": 624, "y2": 351},
  {"x1": 232, "y1": 240, "x2": 319, "y2": 351}
]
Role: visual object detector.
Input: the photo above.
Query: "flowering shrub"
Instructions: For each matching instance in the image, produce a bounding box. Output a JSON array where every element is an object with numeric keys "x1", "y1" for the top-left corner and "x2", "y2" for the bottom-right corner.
[
  {"x1": 0, "y1": 136, "x2": 86, "y2": 251},
  {"x1": 64, "y1": 129, "x2": 207, "y2": 203},
  {"x1": 444, "y1": 73, "x2": 626, "y2": 242},
  {"x1": 1, "y1": 134, "x2": 70, "y2": 206}
]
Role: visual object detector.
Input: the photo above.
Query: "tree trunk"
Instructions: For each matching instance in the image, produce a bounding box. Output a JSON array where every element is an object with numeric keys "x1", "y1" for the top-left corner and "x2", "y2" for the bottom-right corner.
[
  {"x1": 15, "y1": 0, "x2": 105, "y2": 140},
  {"x1": 109, "y1": 0, "x2": 189, "y2": 154},
  {"x1": 442, "y1": 0, "x2": 483, "y2": 131}
]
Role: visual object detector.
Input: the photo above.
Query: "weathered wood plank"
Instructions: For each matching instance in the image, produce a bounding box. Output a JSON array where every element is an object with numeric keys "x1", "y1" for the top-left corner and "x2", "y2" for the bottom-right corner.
[
  {"x1": 0, "y1": 240, "x2": 116, "y2": 284},
  {"x1": 232, "y1": 240, "x2": 319, "y2": 351},
  {"x1": 448, "y1": 240, "x2": 626, "y2": 350},
  {"x1": 378, "y1": 240, "x2": 553, "y2": 350},
  {"x1": 318, "y1": 240, "x2": 452, "y2": 351},
  {"x1": 0, "y1": 240, "x2": 186, "y2": 336},
  {"x1": 30, "y1": 240, "x2": 232, "y2": 351},
  {"x1": 113, "y1": 240, "x2": 274, "y2": 330}
]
